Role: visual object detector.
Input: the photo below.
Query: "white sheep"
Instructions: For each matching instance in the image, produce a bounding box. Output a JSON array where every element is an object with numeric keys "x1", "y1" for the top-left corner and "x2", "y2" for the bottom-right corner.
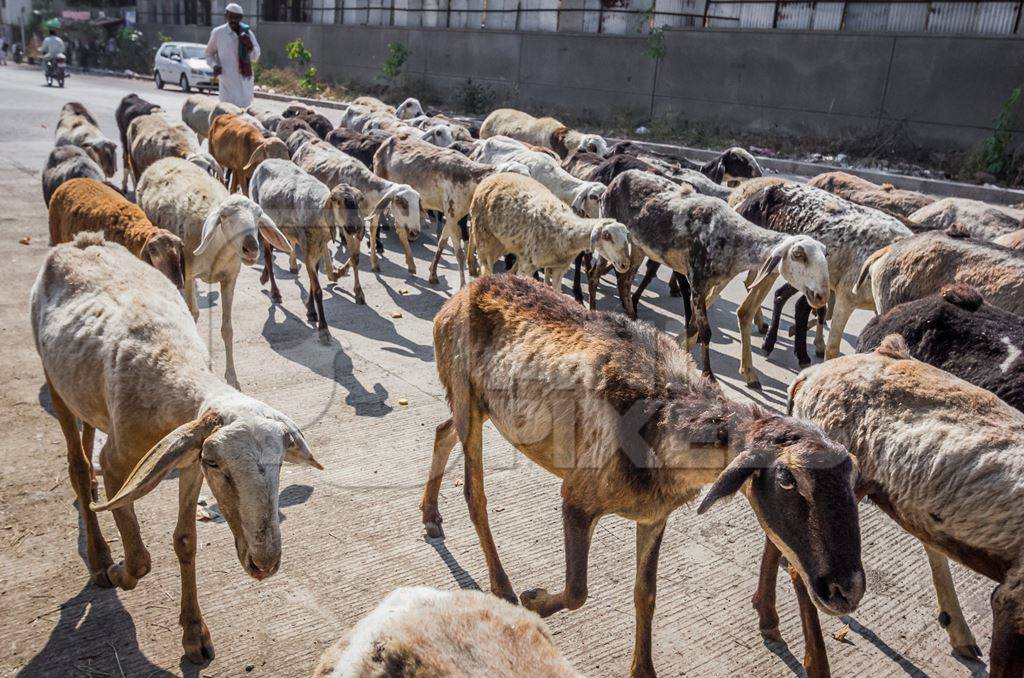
[
  {"x1": 312, "y1": 587, "x2": 581, "y2": 677},
  {"x1": 294, "y1": 139, "x2": 422, "y2": 276},
  {"x1": 471, "y1": 172, "x2": 630, "y2": 291},
  {"x1": 394, "y1": 96, "x2": 425, "y2": 120},
  {"x1": 181, "y1": 93, "x2": 217, "y2": 142},
  {"x1": 54, "y1": 102, "x2": 117, "y2": 177},
  {"x1": 136, "y1": 157, "x2": 292, "y2": 386},
  {"x1": 907, "y1": 197, "x2": 1024, "y2": 240},
  {"x1": 480, "y1": 108, "x2": 609, "y2": 158},
  {"x1": 31, "y1": 233, "x2": 321, "y2": 664},
  {"x1": 127, "y1": 112, "x2": 221, "y2": 186},
  {"x1": 249, "y1": 159, "x2": 367, "y2": 329}
]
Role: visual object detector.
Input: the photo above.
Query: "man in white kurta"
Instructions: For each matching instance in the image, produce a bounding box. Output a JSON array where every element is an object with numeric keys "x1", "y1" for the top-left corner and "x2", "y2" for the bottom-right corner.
[{"x1": 205, "y1": 3, "x2": 261, "y2": 107}]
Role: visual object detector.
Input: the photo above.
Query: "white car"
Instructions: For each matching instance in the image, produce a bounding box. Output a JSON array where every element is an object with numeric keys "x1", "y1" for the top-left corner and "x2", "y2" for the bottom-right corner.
[{"x1": 153, "y1": 41, "x2": 217, "y2": 93}]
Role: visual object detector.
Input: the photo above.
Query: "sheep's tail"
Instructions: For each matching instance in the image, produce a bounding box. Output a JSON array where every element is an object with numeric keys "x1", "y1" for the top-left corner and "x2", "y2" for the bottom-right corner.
[
  {"x1": 73, "y1": 231, "x2": 107, "y2": 249},
  {"x1": 853, "y1": 245, "x2": 890, "y2": 296}
]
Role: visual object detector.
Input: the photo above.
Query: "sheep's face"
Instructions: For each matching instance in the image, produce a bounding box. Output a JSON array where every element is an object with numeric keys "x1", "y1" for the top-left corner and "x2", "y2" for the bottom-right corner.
[
  {"x1": 85, "y1": 139, "x2": 118, "y2": 177},
  {"x1": 698, "y1": 414, "x2": 863, "y2": 616},
  {"x1": 395, "y1": 97, "x2": 425, "y2": 120},
  {"x1": 779, "y1": 235, "x2": 829, "y2": 309},
  {"x1": 327, "y1": 186, "x2": 366, "y2": 239},
  {"x1": 592, "y1": 222, "x2": 630, "y2": 273},
  {"x1": 719, "y1": 148, "x2": 763, "y2": 187},
  {"x1": 186, "y1": 152, "x2": 223, "y2": 181},
  {"x1": 577, "y1": 134, "x2": 609, "y2": 158},
  {"x1": 392, "y1": 190, "x2": 421, "y2": 241},
  {"x1": 422, "y1": 125, "x2": 455, "y2": 148},
  {"x1": 199, "y1": 396, "x2": 321, "y2": 581},
  {"x1": 571, "y1": 183, "x2": 606, "y2": 218},
  {"x1": 141, "y1": 231, "x2": 186, "y2": 289}
]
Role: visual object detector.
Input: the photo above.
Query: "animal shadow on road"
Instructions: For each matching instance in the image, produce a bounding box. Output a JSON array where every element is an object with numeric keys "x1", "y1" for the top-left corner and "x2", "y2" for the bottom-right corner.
[{"x1": 840, "y1": 615, "x2": 948, "y2": 677}]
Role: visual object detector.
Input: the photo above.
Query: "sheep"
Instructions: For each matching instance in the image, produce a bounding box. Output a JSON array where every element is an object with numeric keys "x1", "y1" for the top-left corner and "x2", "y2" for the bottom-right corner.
[
  {"x1": 126, "y1": 112, "x2": 222, "y2": 187},
  {"x1": 54, "y1": 102, "x2": 117, "y2": 178},
  {"x1": 807, "y1": 170, "x2": 934, "y2": 222},
  {"x1": 781, "y1": 334, "x2": 1024, "y2": 676},
  {"x1": 114, "y1": 93, "x2": 161, "y2": 190},
  {"x1": 283, "y1": 108, "x2": 333, "y2": 138},
  {"x1": 41, "y1": 145, "x2": 106, "y2": 207},
  {"x1": 275, "y1": 116, "x2": 317, "y2": 145},
  {"x1": 325, "y1": 127, "x2": 390, "y2": 166},
  {"x1": 373, "y1": 135, "x2": 511, "y2": 287},
  {"x1": 294, "y1": 139, "x2": 422, "y2": 275},
  {"x1": 31, "y1": 233, "x2": 321, "y2": 663},
  {"x1": 285, "y1": 128, "x2": 321, "y2": 157},
  {"x1": 996, "y1": 227, "x2": 1024, "y2": 250},
  {"x1": 281, "y1": 101, "x2": 319, "y2": 118},
  {"x1": 249, "y1": 159, "x2": 366, "y2": 330},
  {"x1": 470, "y1": 172, "x2": 629, "y2": 289},
  {"x1": 351, "y1": 95, "x2": 395, "y2": 114},
  {"x1": 422, "y1": 274, "x2": 863, "y2": 678},
  {"x1": 48, "y1": 178, "x2": 185, "y2": 288},
  {"x1": 856, "y1": 226, "x2": 1024, "y2": 317},
  {"x1": 136, "y1": 157, "x2": 293, "y2": 386},
  {"x1": 735, "y1": 178, "x2": 912, "y2": 364},
  {"x1": 479, "y1": 108, "x2": 609, "y2": 158},
  {"x1": 857, "y1": 283, "x2": 1024, "y2": 412},
  {"x1": 609, "y1": 141, "x2": 762, "y2": 187},
  {"x1": 408, "y1": 113, "x2": 474, "y2": 142},
  {"x1": 473, "y1": 136, "x2": 606, "y2": 218},
  {"x1": 604, "y1": 170, "x2": 830, "y2": 387},
  {"x1": 247, "y1": 105, "x2": 283, "y2": 132},
  {"x1": 312, "y1": 587, "x2": 581, "y2": 677},
  {"x1": 395, "y1": 96, "x2": 425, "y2": 120},
  {"x1": 181, "y1": 93, "x2": 218, "y2": 142},
  {"x1": 209, "y1": 113, "x2": 290, "y2": 195},
  {"x1": 907, "y1": 197, "x2": 1024, "y2": 240}
]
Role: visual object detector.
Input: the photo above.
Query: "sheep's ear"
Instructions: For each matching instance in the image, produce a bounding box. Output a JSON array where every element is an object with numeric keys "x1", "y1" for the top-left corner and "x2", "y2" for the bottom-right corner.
[
  {"x1": 258, "y1": 212, "x2": 292, "y2": 253},
  {"x1": 571, "y1": 188, "x2": 589, "y2": 215},
  {"x1": 92, "y1": 411, "x2": 222, "y2": 511},
  {"x1": 194, "y1": 207, "x2": 224, "y2": 256},
  {"x1": 281, "y1": 423, "x2": 323, "y2": 470},
  {"x1": 697, "y1": 449, "x2": 766, "y2": 515},
  {"x1": 589, "y1": 225, "x2": 601, "y2": 253},
  {"x1": 751, "y1": 242, "x2": 786, "y2": 289},
  {"x1": 787, "y1": 374, "x2": 807, "y2": 416}
]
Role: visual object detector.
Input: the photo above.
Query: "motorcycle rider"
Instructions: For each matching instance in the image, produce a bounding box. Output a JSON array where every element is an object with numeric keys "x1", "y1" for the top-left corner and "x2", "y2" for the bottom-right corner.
[{"x1": 40, "y1": 29, "x2": 65, "y2": 73}]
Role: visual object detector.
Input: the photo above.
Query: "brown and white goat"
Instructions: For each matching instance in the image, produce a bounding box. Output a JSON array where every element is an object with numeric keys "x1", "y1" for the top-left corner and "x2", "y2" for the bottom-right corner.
[{"x1": 421, "y1": 275, "x2": 864, "y2": 678}]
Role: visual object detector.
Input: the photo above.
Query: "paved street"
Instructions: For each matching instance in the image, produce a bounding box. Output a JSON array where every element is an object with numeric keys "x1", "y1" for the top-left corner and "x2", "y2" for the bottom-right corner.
[{"x1": 0, "y1": 64, "x2": 992, "y2": 677}]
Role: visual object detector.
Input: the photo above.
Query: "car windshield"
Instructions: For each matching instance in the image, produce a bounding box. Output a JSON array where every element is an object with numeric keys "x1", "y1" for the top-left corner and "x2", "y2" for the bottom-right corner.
[{"x1": 182, "y1": 46, "x2": 205, "y2": 59}]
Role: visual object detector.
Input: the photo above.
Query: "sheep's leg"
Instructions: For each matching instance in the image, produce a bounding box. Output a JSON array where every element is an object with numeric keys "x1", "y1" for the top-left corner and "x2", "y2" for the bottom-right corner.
[
  {"x1": 102, "y1": 458, "x2": 153, "y2": 591},
  {"x1": 421, "y1": 417, "x2": 458, "y2": 539},
  {"x1": 184, "y1": 273, "x2": 200, "y2": 323},
  {"x1": 617, "y1": 267, "x2": 637, "y2": 319},
  {"x1": 520, "y1": 500, "x2": 598, "y2": 619},
  {"x1": 688, "y1": 288, "x2": 715, "y2": 381},
  {"x1": 925, "y1": 546, "x2": 981, "y2": 659},
  {"x1": 586, "y1": 257, "x2": 609, "y2": 311},
  {"x1": 428, "y1": 234, "x2": 449, "y2": 285},
  {"x1": 548, "y1": 266, "x2": 569, "y2": 294},
  {"x1": 464, "y1": 216, "x2": 480, "y2": 277},
  {"x1": 627, "y1": 520, "x2": 668, "y2": 678},
  {"x1": 82, "y1": 423, "x2": 97, "y2": 502},
  {"x1": 752, "y1": 536, "x2": 784, "y2": 642},
  {"x1": 742, "y1": 269, "x2": 770, "y2": 334},
  {"x1": 789, "y1": 561, "x2": 830, "y2": 678},
  {"x1": 572, "y1": 252, "x2": 588, "y2": 304},
  {"x1": 763, "y1": 283, "x2": 797, "y2": 356},
  {"x1": 989, "y1": 564, "x2": 1024, "y2": 678},
  {"x1": 677, "y1": 274, "x2": 693, "y2": 334},
  {"x1": 668, "y1": 271, "x2": 685, "y2": 297},
  {"x1": 220, "y1": 276, "x2": 239, "y2": 389},
  {"x1": 825, "y1": 294, "x2": 856, "y2": 360},
  {"x1": 397, "y1": 225, "x2": 417, "y2": 277},
  {"x1": 307, "y1": 254, "x2": 328, "y2": 333},
  {"x1": 343, "y1": 233, "x2": 364, "y2": 305},
  {"x1": 462, "y1": 404, "x2": 515, "y2": 603},
  {"x1": 815, "y1": 296, "x2": 833, "y2": 357},
  {"x1": 288, "y1": 247, "x2": 299, "y2": 275},
  {"x1": 261, "y1": 241, "x2": 282, "y2": 304},
  {"x1": 175, "y1": 463, "x2": 215, "y2": 664},
  {"x1": 447, "y1": 217, "x2": 467, "y2": 288},
  {"x1": 737, "y1": 272, "x2": 777, "y2": 389},
  {"x1": 368, "y1": 213, "x2": 382, "y2": 273},
  {"x1": 793, "y1": 295, "x2": 814, "y2": 367},
  {"x1": 48, "y1": 375, "x2": 113, "y2": 584},
  {"x1": 631, "y1": 260, "x2": 661, "y2": 314}
]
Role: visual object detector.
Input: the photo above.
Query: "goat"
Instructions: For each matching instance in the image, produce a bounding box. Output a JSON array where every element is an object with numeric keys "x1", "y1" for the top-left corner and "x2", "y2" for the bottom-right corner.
[
  {"x1": 422, "y1": 274, "x2": 863, "y2": 678},
  {"x1": 49, "y1": 178, "x2": 185, "y2": 288},
  {"x1": 31, "y1": 233, "x2": 321, "y2": 663},
  {"x1": 136, "y1": 157, "x2": 292, "y2": 386},
  {"x1": 470, "y1": 172, "x2": 630, "y2": 289},
  {"x1": 605, "y1": 170, "x2": 829, "y2": 387},
  {"x1": 250, "y1": 159, "x2": 366, "y2": 329},
  {"x1": 907, "y1": 197, "x2": 1024, "y2": 240},
  {"x1": 480, "y1": 108, "x2": 609, "y2": 158},
  {"x1": 857, "y1": 283, "x2": 1024, "y2": 413},
  {"x1": 294, "y1": 139, "x2": 422, "y2": 275},
  {"x1": 373, "y1": 135, "x2": 495, "y2": 287},
  {"x1": 41, "y1": 145, "x2": 107, "y2": 207},
  {"x1": 126, "y1": 113, "x2": 221, "y2": 187},
  {"x1": 807, "y1": 170, "x2": 934, "y2": 222},
  {"x1": 312, "y1": 587, "x2": 581, "y2": 677},
  {"x1": 114, "y1": 93, "x2": 161, "y2": 191},
  {"x1": 209, "y1": 114, "x2": 290, "y2": 195},
  {"x1": 857, "y1": 226, "x2": 1024, "y2": 318},
  {"x1": 735, "y1": 178, "x2": 912, "y2": 364},
  {"x1": 783, "y1": 334, "x2": 1024, "y2": 676},
  {"x1": 54, "y1": 102, "x2": 117, "y2": 177}
]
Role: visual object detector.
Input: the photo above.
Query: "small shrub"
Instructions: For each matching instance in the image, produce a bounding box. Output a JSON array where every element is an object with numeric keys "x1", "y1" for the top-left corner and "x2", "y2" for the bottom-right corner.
[
  {"x1": 286, "y1": 38, "x2": 313, "y2": 67},
  {"x1": 454, "y1": 79, "x2": 493, "y2": 115},
  {"x1": 381, "y1": 42, "x2": 409, "y2": 81}
]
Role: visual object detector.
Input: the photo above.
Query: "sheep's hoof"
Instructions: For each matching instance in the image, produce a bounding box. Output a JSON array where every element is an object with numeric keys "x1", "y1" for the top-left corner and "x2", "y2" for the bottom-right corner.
[
  {"x1": 953, "y1": 644, "x2": 983, "y2": 660},
  {"x1": 106, "y1": 562, "x2": 145, "y2": 591},
  {"x1": 423, "y1": 521, "x2": 444, "y2": 540},
  {"x1": 428, "y1": 274, "x2": 440, "y2": 285},
  {"x1": 757, "y1": 322, "x2": 769, "y2": 335},
  {"x1": 815, "y1": 345, "x2": 826, "y2": 358},
  {"x1": 182, "y1": 617, "x2": 215, "y2": 664},
  {"x1": 92, "y1": 567, "x2": 115, "y2": 589},
  {"x1": 259, "y1": 268, "x2": 270, "y2": 285},
  {"x1": 354, "y1": 290, "x2": 366, "y2": 305},
  {"x1": 289, "y1": 266, "x2": 299, "y2": 275},
  {"x1": 271, "y1": 293, "x2": 282, "y2": 304},
  {"x1": 669, "y1": 287, "x2": 682, "y2": 297},
  {"x1": 306, "y1": 310, "x2": 318, "y2": 323},
  {"x1": 760, "y1": 626, "x2": 784, "y2": 643},
  {"x1": 746, "y1": 379, "x2": 762, "y2": 391},
  {"x1": 371, "y1": 263, "x2": 380, "y2": 273},
  {"x1": 519, "y1": 588, "x2": 550, "y2": 612},
  {"x1": 798, "y1": 357, "x2": 812, "y2": 369}
]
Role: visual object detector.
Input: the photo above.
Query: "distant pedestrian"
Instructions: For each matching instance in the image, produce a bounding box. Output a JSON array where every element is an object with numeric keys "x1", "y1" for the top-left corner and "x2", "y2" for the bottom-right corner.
[
  {"x1": 0, "y1": 38, "x2": 8, "y2": 65},
  {"x1": 77, "y1": 40, "x2": 90, "y2": 72},
  {"x1": 205, "y1": 2, "x2": 260, "y2": 107}
]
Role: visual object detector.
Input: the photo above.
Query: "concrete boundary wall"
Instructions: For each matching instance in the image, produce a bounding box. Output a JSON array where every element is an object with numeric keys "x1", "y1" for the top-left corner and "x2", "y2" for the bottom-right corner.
[{"x1": 142, "y1": 22, "x2": 1024, "y2": 151}]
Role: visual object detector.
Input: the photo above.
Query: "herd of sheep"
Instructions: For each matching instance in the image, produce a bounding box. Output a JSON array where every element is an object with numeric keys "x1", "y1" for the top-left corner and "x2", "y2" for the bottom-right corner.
[{"x1": 33, "y1": 89, "x2": 1024, "y2": 677}]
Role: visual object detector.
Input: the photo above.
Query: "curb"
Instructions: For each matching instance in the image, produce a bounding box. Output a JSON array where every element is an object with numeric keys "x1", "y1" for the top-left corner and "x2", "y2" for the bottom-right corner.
[{"x1": 254, "y1": 89, "x2": 350, "y2": 111}]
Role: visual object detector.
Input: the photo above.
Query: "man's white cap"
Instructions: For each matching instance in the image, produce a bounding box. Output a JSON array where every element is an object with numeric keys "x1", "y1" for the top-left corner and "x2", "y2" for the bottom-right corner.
[{"x1": 225, "y1": 3, "x2": 244, "y2": 14}]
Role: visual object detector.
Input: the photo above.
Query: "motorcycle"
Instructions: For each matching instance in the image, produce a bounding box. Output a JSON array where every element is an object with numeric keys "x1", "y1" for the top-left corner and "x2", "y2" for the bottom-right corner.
[
  {"x1": 45, "y1": 53, "x2": 67, "y2": 88},
  {"x1": 12, "y1": 43, "x2": 23, "y2": 64}
]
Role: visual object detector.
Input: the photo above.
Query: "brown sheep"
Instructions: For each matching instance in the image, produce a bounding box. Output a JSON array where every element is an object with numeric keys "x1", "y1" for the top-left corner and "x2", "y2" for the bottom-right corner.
[
  {"x1": 126, "y1": 113, "x2": 220, "y2": 186},
  {"x1": 209, "y1": 113, "x2": 290, "y2": 195},
  {"x1": 48, "y1": 178, "x2": 185, "y2": 288},
  {"x1": 807, "y1": 171, "x2": 935, "y2": 222}
]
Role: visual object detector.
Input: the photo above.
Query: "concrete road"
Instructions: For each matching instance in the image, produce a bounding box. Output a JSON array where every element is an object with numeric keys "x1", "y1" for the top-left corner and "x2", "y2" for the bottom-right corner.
[{"x1": 0, "y1": 64, "x2": 993, "y2": 677}]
